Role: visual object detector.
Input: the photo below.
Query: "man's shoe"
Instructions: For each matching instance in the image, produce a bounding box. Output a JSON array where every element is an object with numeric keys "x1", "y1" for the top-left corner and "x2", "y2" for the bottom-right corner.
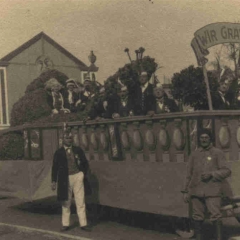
[
  {"x1": 81, "y1": 226, "x2": 92, "y2": 232},
  {"x1": 61, "y1": 226, "x2": 70, "y2": 232}
]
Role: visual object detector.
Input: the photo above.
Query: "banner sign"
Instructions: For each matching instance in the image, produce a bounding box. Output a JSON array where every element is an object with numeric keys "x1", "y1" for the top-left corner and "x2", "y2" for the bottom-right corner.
[{"x1": 191, "y1": 22, "x2": 240, "y2": 66}]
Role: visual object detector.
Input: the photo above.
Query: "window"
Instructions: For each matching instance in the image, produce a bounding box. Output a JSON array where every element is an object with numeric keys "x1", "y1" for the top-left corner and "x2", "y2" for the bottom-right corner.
[{"x1": 0, "y1": 67, "x2": 9, "y2": 126}]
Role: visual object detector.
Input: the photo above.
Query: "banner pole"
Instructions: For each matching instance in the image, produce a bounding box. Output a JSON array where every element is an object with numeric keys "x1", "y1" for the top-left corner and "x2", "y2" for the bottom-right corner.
[{"x1": 202, "y1": 64, "x2": 213, "y2": 110}]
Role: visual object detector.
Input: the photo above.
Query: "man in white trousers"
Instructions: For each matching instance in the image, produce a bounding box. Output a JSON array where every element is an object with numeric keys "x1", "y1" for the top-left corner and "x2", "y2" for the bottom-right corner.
[{"x1": 51, "y1": 132, "x2": 91, "y2": 232}]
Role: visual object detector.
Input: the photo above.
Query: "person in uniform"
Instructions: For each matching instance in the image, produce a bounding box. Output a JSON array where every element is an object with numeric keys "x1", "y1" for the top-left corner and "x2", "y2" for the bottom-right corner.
[
  {"x1": 151, "y1": 83, "x2": 179, "y2": 114},
  {"x1": 63, "y1": 79, "x2": 79, "y2": 113},
  {"x1": 51, "y1": 132, "x2": 91, "y2": 232},
  {"x1": 132, "y1": 71, "x2": 155, "y2": 116},
  {"x1": 182, "y1": 128, "x2": 231, "y2": 240}
]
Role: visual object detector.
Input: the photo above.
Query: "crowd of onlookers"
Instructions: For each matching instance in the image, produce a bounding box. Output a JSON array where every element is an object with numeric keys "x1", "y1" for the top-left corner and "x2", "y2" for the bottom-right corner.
[
  {"x1": 44, "y1": 67, "x2": 240, "y2": 121},
  {"x1": 44, "y1": 71, "x2": 180, "y2": 121}
]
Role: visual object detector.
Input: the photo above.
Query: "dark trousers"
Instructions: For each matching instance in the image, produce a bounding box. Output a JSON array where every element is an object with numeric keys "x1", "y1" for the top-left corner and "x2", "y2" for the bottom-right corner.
[{"x1": 191, "y1": 196, "x2": 222, "y2": 221}]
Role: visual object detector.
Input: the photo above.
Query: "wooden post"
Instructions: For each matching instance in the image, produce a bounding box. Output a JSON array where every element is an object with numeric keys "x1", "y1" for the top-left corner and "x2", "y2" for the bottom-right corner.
[{"x1": 202, "y1": 64, "x2": 213, "y2": 110}]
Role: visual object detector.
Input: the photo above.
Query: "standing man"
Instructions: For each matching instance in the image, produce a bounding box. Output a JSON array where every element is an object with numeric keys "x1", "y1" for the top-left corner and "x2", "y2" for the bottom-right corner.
[
  {"x1": 182, "y1": 128, "x2": 231, "y2": 240},
  {"x1": 51, "y1": 132, "x2": 91, "y2": 232},
  {"x1": 132, "y1": 71, "x2": 155, "y2": 116}
]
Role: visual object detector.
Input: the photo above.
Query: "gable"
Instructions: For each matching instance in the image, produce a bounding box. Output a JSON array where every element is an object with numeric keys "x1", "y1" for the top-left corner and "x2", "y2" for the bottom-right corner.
[{"x1": 0, "y1": 32, "x2": 88, "y2": 70}]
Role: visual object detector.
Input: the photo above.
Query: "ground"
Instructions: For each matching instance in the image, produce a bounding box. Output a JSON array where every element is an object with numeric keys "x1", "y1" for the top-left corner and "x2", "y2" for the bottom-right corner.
[{"x1": 0, "y1": 196, "x2": 240, "y2": 240}]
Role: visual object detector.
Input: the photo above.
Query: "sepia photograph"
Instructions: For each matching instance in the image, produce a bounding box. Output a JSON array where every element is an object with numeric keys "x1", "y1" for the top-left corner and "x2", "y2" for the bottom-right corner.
[{"x1": 1, "y1": 0, "x2": 240, "y2": 239}]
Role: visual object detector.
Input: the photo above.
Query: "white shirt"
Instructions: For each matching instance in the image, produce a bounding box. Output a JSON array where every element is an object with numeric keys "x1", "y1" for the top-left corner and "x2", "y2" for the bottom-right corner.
[
  {"x1": 68, "y1": 90, "x2": 73, "y2": 104},
  {"x1": 141, "y1": 82, "x2": 149, "y2": 93},
  {"x1": 64, "y1": 145, "x2": 72, "y2": 154}
]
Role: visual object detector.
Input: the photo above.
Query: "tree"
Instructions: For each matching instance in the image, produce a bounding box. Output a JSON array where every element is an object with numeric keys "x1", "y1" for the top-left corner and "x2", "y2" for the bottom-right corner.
[{"x1": 171, "y1": 65, "x2": 219, "y2": 110}]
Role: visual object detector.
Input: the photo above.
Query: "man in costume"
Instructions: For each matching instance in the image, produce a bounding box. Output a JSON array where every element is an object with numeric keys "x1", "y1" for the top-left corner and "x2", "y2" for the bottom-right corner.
[
  {"x1": 51, "y1": 131, "x2": 91, "y2": 232},
  {"x1": 45, "y1": 78, "x2": 70, "y2": 114},
  {"x1": 182, "y1": 128, "x2": 231, "y2": 240}
]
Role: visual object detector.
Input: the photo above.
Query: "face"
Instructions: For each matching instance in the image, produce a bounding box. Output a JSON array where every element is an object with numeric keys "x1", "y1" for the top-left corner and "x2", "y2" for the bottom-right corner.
[
  {"x1": 139, "y1": 75, "x2": 148, "y2": 85},
  {"x1": 219, "y1": 80, "x2": 230, "y2": 93},
  {"x1": 118, "y1": 89, "x2": 128, "y2": 98},
  {"x1": 153, "y1": 87, "x2": 164, "y2": 98},
  {"x1": 84, "y1": 81, "x2": 91, "y2": 92},
  {"x1": 199, "y1": 133, "x2": 211, "y2": 149},
  {"x1": 51, "y1": 85, "x2": 60, "y2": 93},
  {"x1": 63, "y1": 135, "x2": 73, "y2": 146},
  {"x1": 67, "y1": 84, "x2": 75, "y2": 91}
]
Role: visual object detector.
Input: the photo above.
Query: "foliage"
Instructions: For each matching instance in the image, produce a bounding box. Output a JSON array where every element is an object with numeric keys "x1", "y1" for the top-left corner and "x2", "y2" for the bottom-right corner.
[
  {"x1": 11, "y1": 88, "x2": 52, "y2": 126},
  {"x1": 118, "y1": 56, "x2": 158, "y2": 90},
  {"x1": 25, "y1": 69, "x2": 68, "y2": 93},
  {"x1": 0, "y1": 132, "x2": 24, "y2": 160},
  {"x1": 10, "y1": 69, "x2": 79, "y2": 126},
  {"x1": 171, "y1": 65, "x2": 219, "y2": 110}
]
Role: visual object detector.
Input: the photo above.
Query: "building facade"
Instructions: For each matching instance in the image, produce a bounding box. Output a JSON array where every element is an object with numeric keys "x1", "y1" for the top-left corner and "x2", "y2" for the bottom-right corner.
[{"x1": 0, "y1": 32, "x2": 98, "y2": 129}]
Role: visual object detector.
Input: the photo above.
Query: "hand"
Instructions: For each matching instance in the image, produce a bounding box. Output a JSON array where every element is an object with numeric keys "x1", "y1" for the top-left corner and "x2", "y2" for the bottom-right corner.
[
  {"x1": 112, "y1": 113, "x2": 120, "y2": 119},
  {"x1": 129, "y1": 111, "x2": 134, "y2": 117},
  {"x1": 52, "y1": 109, "x2": 59, "y2": 114},
  {"x1": 183, "y1": 193, "x2": 189, "y2": 203},
  {"x1": 201, "y1": 172, "x2": 212, "y2": 181},
  {"x1": 164, "y1": 106, "x2": 170, "y2": 112},
  {"x1": 147, "y1": 110, "x2": 155, "y2": 117},
  {"x1": 51, "y1": 182, "x2": 56, "y2": 191}
]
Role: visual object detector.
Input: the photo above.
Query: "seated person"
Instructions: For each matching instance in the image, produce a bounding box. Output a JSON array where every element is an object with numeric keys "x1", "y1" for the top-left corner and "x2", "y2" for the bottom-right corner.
[
  {"x1": 45, "y1": 78, "x2": 70, "y2": 114},
  {"x1": 131, "y1": 71, "x2": 155, "y2": 115},
  {"x1": 150, "y1": 83, "x2": 179, "y2": 115},
  {"x1": 63, "y1": 79, "x2": 79, "y2": 112},
  {"x1": 112, "y1": 85, "x2": 133, "y2": 118}
]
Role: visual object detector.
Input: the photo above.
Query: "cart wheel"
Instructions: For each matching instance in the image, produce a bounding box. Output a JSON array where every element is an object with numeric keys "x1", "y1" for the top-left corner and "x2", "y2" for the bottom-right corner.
[{"x1": 174, "y1": 217, "x2": 194, "y2": 239}]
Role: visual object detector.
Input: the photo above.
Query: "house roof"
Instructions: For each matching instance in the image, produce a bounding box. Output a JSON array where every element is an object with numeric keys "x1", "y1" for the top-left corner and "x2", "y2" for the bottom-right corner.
[{"x1": 0, "y1": 32, "x2": 89, "y2": 70}]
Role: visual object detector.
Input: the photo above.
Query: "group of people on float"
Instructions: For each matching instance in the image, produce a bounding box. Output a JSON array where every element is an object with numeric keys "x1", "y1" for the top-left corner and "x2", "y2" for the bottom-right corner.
[
  {"x1": 44, "y1": 71, "x2": 180, "y2": 120},
  {"x1": 44, "y1": 66, "x2": 240, "y2": 120}
]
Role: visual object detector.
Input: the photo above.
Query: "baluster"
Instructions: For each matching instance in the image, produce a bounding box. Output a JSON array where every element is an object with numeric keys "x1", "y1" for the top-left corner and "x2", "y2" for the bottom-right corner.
[
  {"x1": 100, "y1": 124, "x2": 109, "y2": 161},
  {"x1": 72, "y1": 126, "x2": 79, "y2": 147},
  {"x1": 81, "y1": 125, "x2": 90, "y2": 160},
  {"x1": 120, "y1": 122, "x2": 131, "y2": 161},
  {"x1": 173, "y1": 119, "x2": 185, "y2": 163},
  {"x1": 145, "y1": 120, "x2": 156, "y2": 162},
  {"x1": 90, "y1": 125, "x2": 99, "y2": 161},
  {"x1": 132, "y1": 121, "x2": 144, "y2": 162},
  {"x1": 159, "y1": 120, "x2": 170, "y2": 162},
  {"x1": 219, "y1": 117, "x2": 230, "y2": 161}
]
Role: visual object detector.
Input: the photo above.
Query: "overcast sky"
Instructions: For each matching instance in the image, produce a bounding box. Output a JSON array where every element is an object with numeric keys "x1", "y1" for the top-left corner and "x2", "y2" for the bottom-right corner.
[{"x1": 1, "y1": 0, "x2": 240, "y2": 83}]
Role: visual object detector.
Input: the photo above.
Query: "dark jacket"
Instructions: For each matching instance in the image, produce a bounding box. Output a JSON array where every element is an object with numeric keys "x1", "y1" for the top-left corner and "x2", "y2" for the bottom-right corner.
[
  {"x1": 63, "y1": 90, "x2": 79, "y2": 112},
  {"x1": 182, "y1": 146, "x2": 231, "y2": 197},
  {"x1": 46, "y1": 91, "x2": 65, "y2": 111},
  {"x1": 87, "y1": 95, "x2": 113, "y2": 119},
  {"x1": 153, "y1": 96, "x2": 179, "y2": 113},
  {"x1": 51, "y1": 146, "x2": 89, "y2": 201},
  {"x1": 212, "y1": 91, "x2": 231, "y2": 110},
  {"x1": 132, "y1": 83, "x2": 155, "y2": 115},
  {"x1": 113, "y1": 95, "x2": 133, "y2": 117}
]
